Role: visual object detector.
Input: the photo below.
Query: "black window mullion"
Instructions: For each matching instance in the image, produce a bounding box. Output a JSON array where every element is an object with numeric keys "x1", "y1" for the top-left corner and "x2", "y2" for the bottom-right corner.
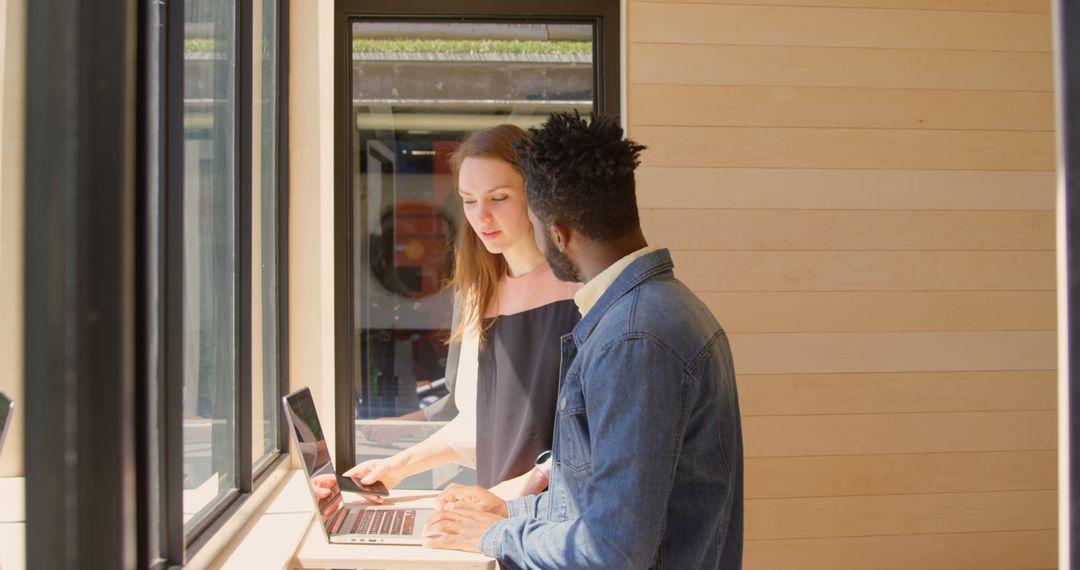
[
  {"x1": 275, "y1": 0, "x2": 292, "y2": 458},
  {"x1": 1058, "y1": 0, "x2": 1080, "y2": 564},
  {"x1": 162, "y1": 0, "x2": 187, "y2": 563},
  {"x1": 332, "y1": 3, "x2": 354, "y2": 478},
  {"x1": 237, "y1": 0, "x2": 255, "y2": 496},
  {"x1": 136, "y1": 0, "x2": 167, "y2": 565}
]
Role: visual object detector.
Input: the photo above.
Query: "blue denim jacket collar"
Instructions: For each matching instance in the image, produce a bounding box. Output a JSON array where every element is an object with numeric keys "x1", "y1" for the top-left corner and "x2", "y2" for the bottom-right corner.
[{"x1": 571, "y1": 248, "x2": 675, "y2": 346}]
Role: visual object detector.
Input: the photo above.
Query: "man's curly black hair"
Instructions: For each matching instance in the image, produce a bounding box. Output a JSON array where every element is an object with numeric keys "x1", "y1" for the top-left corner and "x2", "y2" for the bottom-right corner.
[{"x1": 513, "y1": 112, "x2": 646, "y2": 242}]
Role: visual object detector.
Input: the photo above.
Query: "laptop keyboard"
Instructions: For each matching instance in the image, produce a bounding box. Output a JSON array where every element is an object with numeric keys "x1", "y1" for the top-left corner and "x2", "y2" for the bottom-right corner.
[{"x1": 340, "y1": 508, "x2": 416, "y2": 536}]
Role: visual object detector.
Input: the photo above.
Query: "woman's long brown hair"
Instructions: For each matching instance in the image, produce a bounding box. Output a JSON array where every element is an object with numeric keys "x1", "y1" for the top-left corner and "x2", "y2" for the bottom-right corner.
[{"x1": 447, "y1": 124, "x2": 529, "y2": 344}]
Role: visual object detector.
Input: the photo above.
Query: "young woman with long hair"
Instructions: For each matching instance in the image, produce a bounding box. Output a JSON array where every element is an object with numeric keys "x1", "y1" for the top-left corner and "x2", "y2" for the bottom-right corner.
[{"x1": 341, "y1": 124, "x2": 581, "y2": 500}]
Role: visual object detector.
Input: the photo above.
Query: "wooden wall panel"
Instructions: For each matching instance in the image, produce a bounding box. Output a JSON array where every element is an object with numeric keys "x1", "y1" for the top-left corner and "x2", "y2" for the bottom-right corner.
[
  {"x1": 629, "y1": 3, "x2": 1051, "y2": 51},
  {"x1": 634, "y1": 126, "x2": 1055, "y2": 170},
  {"x1": 631, "y1": 43, "x2": 1053, "y2": 90},
  {"x1": 746, "y1": 490, "x2": 1054, "y2": 539},
  {"x1": 737, "y1": 371, "x2": 1055, "y2": 414},
  {"x1": 630, "y1": 85, "x2": 1053, "y2": 130},
  {"x1": 746, "y1": 451, "x2": 1056, "y2": 498},
  {"x1": 626, "y1": 0, "x2": 1057, "y2": 565},
  {"x1": 635, "y1": 168, "x2": 1055, "y2": 210},
  {"x1": 743, "y1": 411, "x2": 1055, "y2": 456},
  {"x1": 670, "y1": 250, "x2": 1055, "y2": 292},
  {"x1": 744, "y1": 530, "x2": 1056, "y2": 570},
  {"x1": 641, "y1": 209, "x2": 1054, "y2": 250},
  {"x1": 633, "y1": 0, "x2": 1050, "y2": 14},
  {"x1": 729, "y1": 331, "x2": 1055, "y2": 374},
  {"x1": 703, "y1": 292, "x2": 1055, "y2": 333}
]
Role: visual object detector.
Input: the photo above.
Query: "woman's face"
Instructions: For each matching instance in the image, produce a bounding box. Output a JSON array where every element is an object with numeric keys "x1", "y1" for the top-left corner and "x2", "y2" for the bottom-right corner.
[{"x1": 457, "y1": 156, "x2": 532, "y2": 254}]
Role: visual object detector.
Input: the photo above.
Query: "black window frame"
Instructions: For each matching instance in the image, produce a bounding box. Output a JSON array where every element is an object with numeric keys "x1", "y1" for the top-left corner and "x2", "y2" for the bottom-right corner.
[
  {"x1": 24, "y1": 1, "x2": 291, "y2": 562},
  {"x1": 152, "y1": 0, "x2": 292, "y2": 564},
  {"x1": 332, "y1": 0, "x2": 621, "y2": 473},
  {"x1": 1058, "y1": 0, "x2": 1080, "y2": 565}
]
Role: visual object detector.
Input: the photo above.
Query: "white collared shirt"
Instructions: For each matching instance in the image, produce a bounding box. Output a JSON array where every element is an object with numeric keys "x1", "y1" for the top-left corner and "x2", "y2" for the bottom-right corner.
[{"x1": 573, "y1": 246, "x2": 658, "y2": 317}]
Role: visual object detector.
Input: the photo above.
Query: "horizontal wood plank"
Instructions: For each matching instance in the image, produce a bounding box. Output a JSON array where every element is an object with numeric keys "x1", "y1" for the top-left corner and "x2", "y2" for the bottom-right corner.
[
  {"x1": 670, "y1": 250, "x2": 1055, "y2": 292},
  {"x1": 746, "y1": 490, "x2": 1055, "y2": 538},
  {"x1": 634, "y1": 126, "x2": 1055, "y2": 170},
  {"x1": 704, "y1": 291, "x2": 1055, "y2": 333},
  {"x1": 630, "y1": 43, "x2": 1053, "y2": 91},
  {"x1": 629, "y1": 3, "x2": 1051, "y2": 51},
  {"x1": 746, "y1": 450, "x2": 1056, "y2": 498},
  {"x1": 743, "y1": 530, "x2": 1057, "y2": 570},
  {"x1": 641, "y1": 209, "x2": 1054, "y2": 251},
  {"x1": 744, "y1": 410, "x2": 1055, "y2": 456},
  {"x1": 729, "y1": 331, "x2": 1056, "y2": 374},
  {"x1": 629, "y1": 85, "x2": 1053, "y2": 130},
  {"x1": 634, "y1": 168, "x2": 1055, "y2": 210},
  {"x1": 630, "y1": 0, "x2": 1050, "y2": 14},
  {"x1": 737, "y1": 370, "x2": 1056, "y2": 414}
]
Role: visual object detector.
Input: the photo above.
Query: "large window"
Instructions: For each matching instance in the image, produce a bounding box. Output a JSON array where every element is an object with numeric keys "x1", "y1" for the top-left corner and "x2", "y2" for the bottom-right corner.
[
  {"x1": 156, "y1": 0, "x2": 289, "y2": 559},
  {"x1": 181, "y1": 0, "x2": 240, "y2": 531},
  {"x1": 19, "y1": 0, "x2": 288, "y2": 565},
  {"x1": 334, "y1": 0, "x2": 619, "y2": 486}
]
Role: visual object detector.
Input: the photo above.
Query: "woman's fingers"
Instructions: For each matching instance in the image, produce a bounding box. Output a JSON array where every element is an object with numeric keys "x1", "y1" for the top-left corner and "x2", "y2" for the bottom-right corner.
[
  {"x1": 360, "y1": 462, "x2": 387, "y2": 485},
  {"x1": 342, "y1": 462, "x2": 370, "y2": 478}
]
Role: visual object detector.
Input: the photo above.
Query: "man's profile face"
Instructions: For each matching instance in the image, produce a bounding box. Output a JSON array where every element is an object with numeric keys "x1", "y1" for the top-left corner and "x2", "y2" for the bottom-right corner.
[{"x1": 528, "y1": 208, "x2": 583, "y2": 283}]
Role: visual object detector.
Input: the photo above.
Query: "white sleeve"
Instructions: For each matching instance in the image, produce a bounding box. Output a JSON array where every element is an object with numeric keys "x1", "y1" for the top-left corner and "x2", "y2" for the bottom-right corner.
[{"x1": 429, "y1": 325, "x2": 479, "y2": 468}]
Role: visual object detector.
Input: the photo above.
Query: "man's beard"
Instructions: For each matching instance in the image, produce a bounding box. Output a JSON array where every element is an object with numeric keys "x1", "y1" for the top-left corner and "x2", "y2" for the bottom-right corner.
[{"x1": 542, "y1": 228, "x2": 584, "y2": 283}]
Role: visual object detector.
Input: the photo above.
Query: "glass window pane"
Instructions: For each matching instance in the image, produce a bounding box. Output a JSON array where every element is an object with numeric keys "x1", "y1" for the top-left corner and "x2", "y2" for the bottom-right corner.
[
  {"x1": 252, "y1": 0, "x2": 280, "y2": 468},
  {"x1": 183, "y1": 0, "x2": 238, "y2": 531},
  {"x1": 348, "y1": 21, "x2": 594, "y2": 489}
]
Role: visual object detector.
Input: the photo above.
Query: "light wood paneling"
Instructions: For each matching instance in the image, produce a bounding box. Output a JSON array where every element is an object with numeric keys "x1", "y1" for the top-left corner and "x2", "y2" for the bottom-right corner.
[
  {"x1": 626, "y1": 1, "x2": 1058, "y2": 564},
  {"x1": 671, "y1": 250, "x2": 1055, "y2": 292},
  {"x1": 641, "y1": 209, "x2": 1054, "y2": 250},
  {"x1": 730, "y1": 331, "x2": 1055, "y2": 374},
  {"x1": 634, "y1": 126, "x2": 1055, "y2": 170},
  {"x1": 704, "y1": 291, "x2": 1055, "y2": 333},
  {"x1": 630, "y1": 85, "x2": 1053, "y2": 130},
  {"x1": 629, "y1": 3, "x2": 1050, "y2": 51},
  {"x1": 747, "y1": 451, "x2": 1056, "y2": 498},
  {"x1": 744, "y1": 411, "x2": 1055, "y2": 457},
  {"x1": 737, "y1": 370, "x2": 1055, "y2": 415},
  {"x1": 631, "y1": 0, "x2": 1050, "y2": 14},
  {"x1": 746, "y1": 490, "x2": 1055, "y2": 539},
  {"x1": 744, "y1": 530, "x2": 1056, "y2": 570},
  {"x1": 631, "y1": 43, "x2": 1053, "y2": 91},
  {"x1": 635, "y1": 167, "x2": 1055, "y2": 210}
]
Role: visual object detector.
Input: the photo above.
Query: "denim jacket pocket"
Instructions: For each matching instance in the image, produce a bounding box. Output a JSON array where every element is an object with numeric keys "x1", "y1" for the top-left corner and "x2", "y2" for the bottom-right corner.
[{"x1": 556, "y1": 378, "x2": 591, "y2": 475}]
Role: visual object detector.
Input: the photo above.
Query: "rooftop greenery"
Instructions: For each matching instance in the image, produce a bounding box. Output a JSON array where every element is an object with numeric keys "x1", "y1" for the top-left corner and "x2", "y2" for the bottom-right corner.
[
  {"x1": 181, "y1": 37, "x2": 591, "y2": 55},
  {"x1": 351, "y1": 38, "x2": 591, "y2": 55}
]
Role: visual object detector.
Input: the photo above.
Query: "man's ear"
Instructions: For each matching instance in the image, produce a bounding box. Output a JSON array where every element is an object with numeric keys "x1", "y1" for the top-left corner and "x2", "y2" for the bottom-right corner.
[{"x1": 550, "y1": 222, "x2": 572, "y2": 252}]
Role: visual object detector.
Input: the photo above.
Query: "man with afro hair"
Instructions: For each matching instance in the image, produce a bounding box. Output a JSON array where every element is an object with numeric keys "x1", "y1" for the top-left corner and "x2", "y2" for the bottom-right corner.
[{"x1": 424, "y1": 112, "x2": 744, "y2": 569}]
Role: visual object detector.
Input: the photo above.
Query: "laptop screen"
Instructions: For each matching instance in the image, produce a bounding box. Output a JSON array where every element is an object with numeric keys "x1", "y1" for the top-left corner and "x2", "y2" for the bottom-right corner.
[
  {"x1": 0, "y1": 392, "x2": 12, "y2": 455},
  {"x1": 282, "y1": 388, "x2": 345, "y2": 527}
]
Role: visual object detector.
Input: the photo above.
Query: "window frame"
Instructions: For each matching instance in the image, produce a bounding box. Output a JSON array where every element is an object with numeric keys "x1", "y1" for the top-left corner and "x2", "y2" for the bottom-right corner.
[
  {"x1": 154, "y1": 0, "x2": 292, "y2": 563},
  {"x1": 332, "y1": 0, "x2": 621, "y2": 473}
]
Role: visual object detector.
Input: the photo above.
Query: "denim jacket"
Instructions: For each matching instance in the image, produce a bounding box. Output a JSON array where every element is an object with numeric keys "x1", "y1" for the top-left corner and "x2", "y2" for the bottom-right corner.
[{"x1": 480, "y1": 249, "x2": 743, "y2": 569}]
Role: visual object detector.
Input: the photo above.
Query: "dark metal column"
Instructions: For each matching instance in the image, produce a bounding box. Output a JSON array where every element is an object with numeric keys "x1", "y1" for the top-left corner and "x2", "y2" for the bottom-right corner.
[{"x1": 24, "y1": 0, "x2": 138, "y2": 567}]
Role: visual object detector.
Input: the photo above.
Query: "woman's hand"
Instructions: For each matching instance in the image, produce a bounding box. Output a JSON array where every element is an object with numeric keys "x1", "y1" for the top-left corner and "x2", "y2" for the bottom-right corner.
[{"x1": 343, "y1": 457, "x2": 406, "y2": 503}]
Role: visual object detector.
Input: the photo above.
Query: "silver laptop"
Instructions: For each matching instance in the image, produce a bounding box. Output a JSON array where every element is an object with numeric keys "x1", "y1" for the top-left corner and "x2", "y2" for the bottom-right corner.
[
  {"x1": 0, "y1": 392, "x2": 12, "y2": 455},
  {"x1": 283, "y1": 387, "x2": 434, "y2": 545}
]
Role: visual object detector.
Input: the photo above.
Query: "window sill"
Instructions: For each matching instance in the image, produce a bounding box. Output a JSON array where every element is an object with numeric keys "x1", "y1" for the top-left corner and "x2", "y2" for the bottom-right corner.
[
  {"x1": 202, "y1": 468, "x2": 314, "y2": 569},
  {"x1": 0, "y1": 477, "x2": 25, "y2": 570}
]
